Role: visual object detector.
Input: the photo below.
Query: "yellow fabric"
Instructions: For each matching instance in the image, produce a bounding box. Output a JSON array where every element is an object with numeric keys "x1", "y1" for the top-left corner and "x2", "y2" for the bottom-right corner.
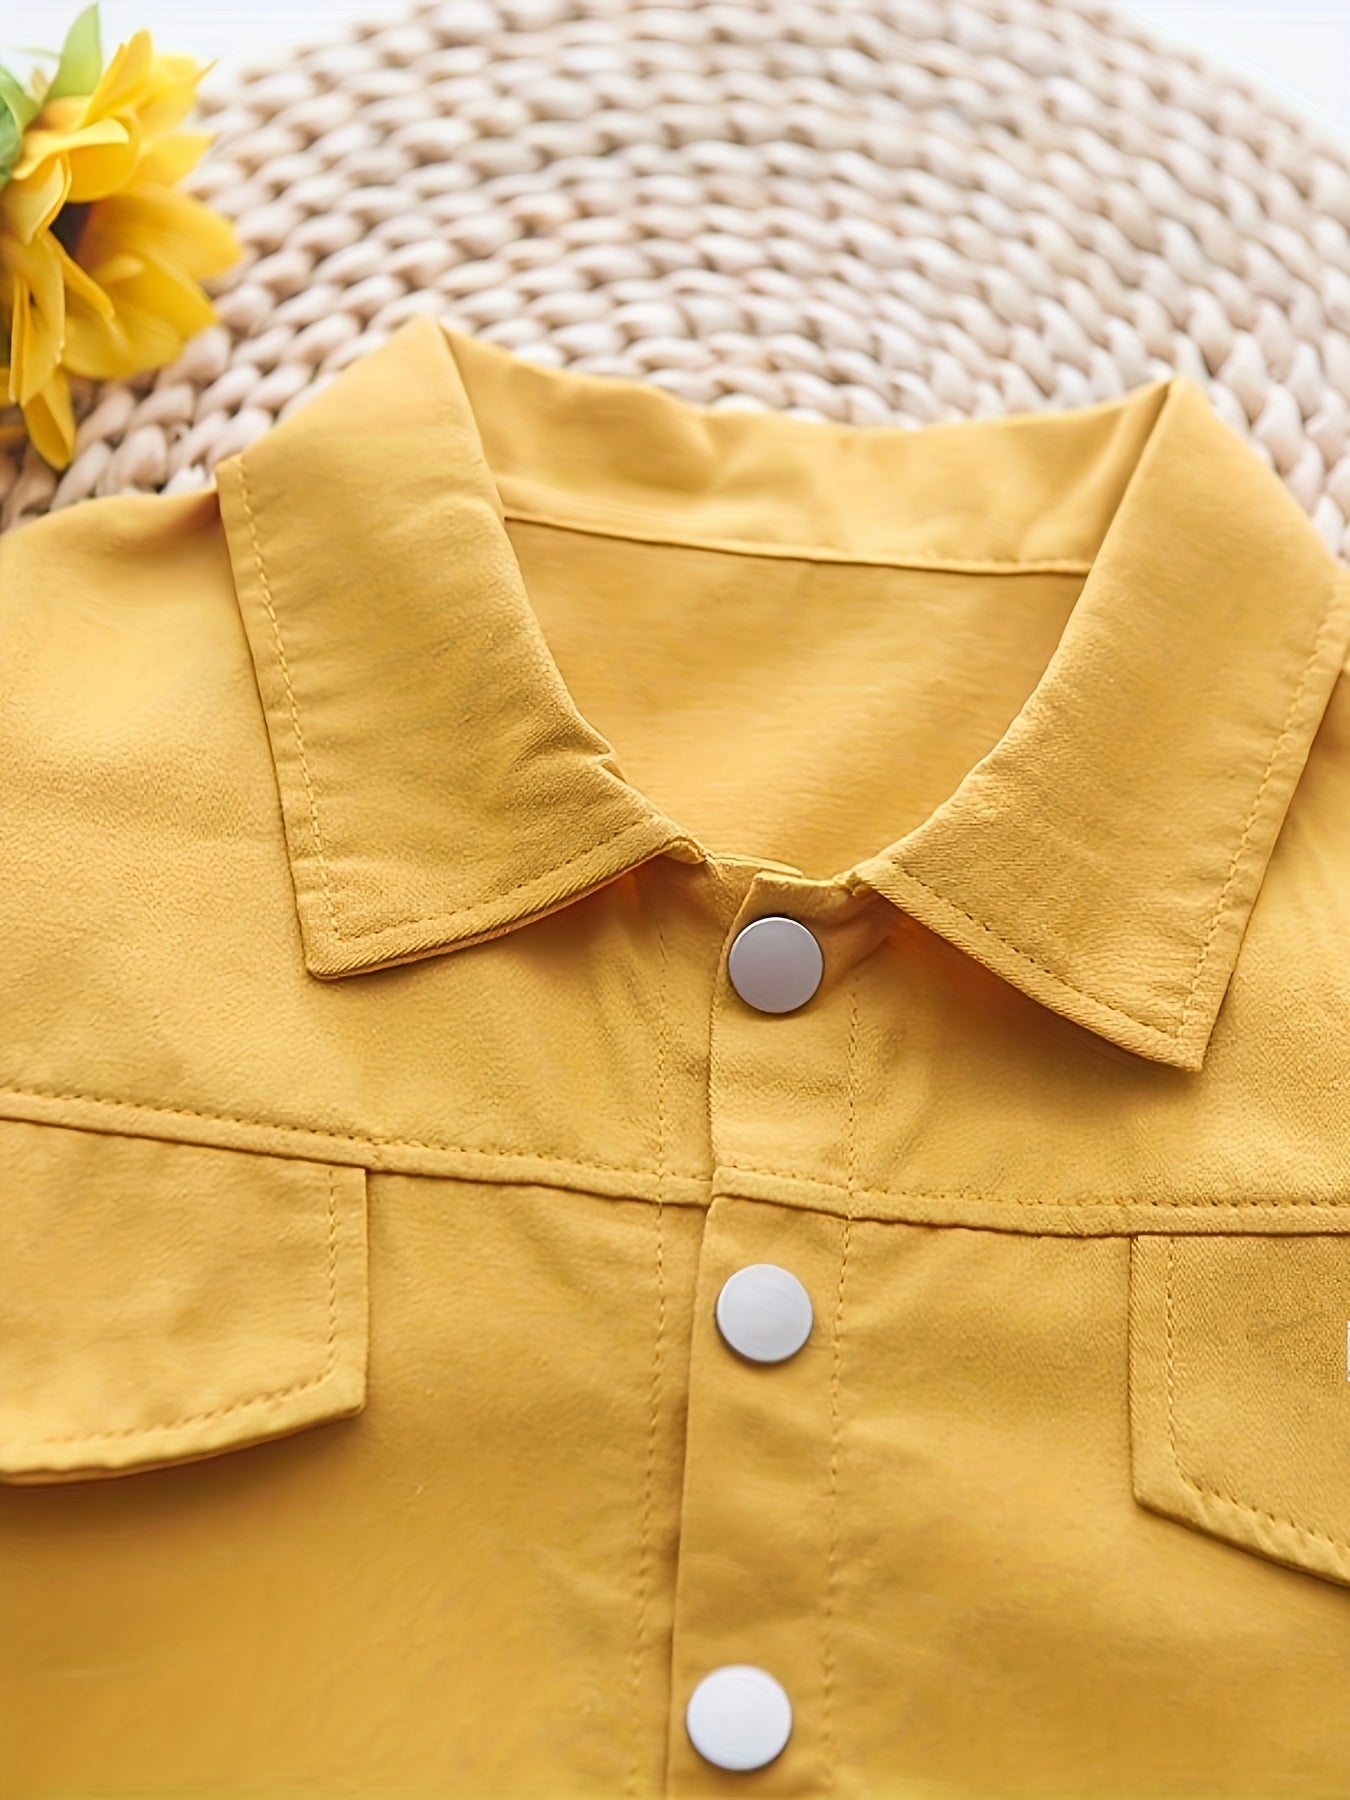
[{"x1": 3, "y1": 313, "x2": 1350, "y2": 1796}]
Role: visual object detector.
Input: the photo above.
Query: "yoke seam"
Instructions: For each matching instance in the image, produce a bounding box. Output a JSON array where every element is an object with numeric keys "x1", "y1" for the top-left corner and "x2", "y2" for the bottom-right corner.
[{"x1": 3, "y1": 1087, "x2": 1349, "y2": 1210}]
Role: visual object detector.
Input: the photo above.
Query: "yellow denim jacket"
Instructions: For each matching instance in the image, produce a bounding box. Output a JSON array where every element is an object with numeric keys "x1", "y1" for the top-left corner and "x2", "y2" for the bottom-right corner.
[{"x1": 3, "y1": 314, "x2": 1350, "y2": 1799}]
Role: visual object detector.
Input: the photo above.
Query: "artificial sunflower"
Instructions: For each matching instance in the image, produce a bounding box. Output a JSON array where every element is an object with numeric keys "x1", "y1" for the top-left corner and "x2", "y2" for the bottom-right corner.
[{"x1": 0, "y1": 4, "x2": 243, "y2": 469}]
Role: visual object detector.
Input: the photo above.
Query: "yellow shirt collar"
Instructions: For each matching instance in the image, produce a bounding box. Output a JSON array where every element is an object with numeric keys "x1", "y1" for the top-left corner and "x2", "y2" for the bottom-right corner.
[{"x1": 214, "y1": 314, "x2": 1350, "y2": 1072}]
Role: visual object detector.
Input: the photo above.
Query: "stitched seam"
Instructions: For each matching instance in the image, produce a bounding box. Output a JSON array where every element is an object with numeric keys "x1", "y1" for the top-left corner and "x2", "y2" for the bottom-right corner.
[
  {"x1": 237, "y1": 460, "x2": 346, "y2": 949},
  {"x1": 718, "y1": 1176, "x2": 1350, "y2": 1210},
  {"x1": 823, "y1": 978, "x2": 858, "y2": 1796},
  {"x1": 1164, "y1": 1235, "x2": 1350, "y2": 1555},
  {"x1": 501, "y1": 505, "x2": 1096, "y2": 575},
  {"x1": 891, "y1": 574, "x2": 1344, "y2": 1042},
  {"x1": 6, "y1": 1086, "x2": 1350, "y2": 1209},
  {"x1": 0, "y1": 1085, "x2": 666, "y2": 1175},
  {"x1": 1176, "y1": 601, "x2": 1332, "y2": 1035},
  {"x1": 629, "y1": 901, "x2": 667, "y2": 1798},
  {"x1": 237, "y1": 446, "x2": 1344, "y2": 999},
  {"x1": 338, "y1": 814, "x2": 687, "y2": 939},
  {"x1": 32, "y1": 1165, "x2": 342, "y2": 1450}
]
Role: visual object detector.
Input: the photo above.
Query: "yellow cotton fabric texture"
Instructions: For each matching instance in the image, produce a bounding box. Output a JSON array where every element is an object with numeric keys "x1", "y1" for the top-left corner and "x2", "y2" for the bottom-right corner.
[{"x1": 4, "y1": 314, "x2": 1350, "y2": 1799}]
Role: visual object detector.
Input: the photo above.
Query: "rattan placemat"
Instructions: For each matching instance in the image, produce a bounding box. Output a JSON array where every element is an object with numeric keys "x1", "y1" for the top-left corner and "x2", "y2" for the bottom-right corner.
[{"x1": 4, "y1": 0, "x2": 1350, "y2": 554}]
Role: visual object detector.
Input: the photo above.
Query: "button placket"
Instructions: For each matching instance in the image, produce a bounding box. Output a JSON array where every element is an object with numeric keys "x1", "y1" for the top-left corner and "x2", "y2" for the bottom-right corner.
[
  {"x1": 678, "y1": 890, "x2": 840, "y2": 1778},
  {"x1": 673, "y1": 1197, "x2": 846, "y2": 1786}
]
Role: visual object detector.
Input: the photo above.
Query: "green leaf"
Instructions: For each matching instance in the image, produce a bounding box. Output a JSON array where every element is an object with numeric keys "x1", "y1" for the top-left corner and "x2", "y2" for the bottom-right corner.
[
  {"x1": 46, "y1": 3, "x2": 102, "y2": 103},
  {"x1": 0, "y1": 64, "x2": 43, "y2": 131},
  {"x1": 0, "y1": 108, "x2": 19, "y2": 186},
  {"x1": 0, "y1": 59, "x2": 41, "y2": 184}
]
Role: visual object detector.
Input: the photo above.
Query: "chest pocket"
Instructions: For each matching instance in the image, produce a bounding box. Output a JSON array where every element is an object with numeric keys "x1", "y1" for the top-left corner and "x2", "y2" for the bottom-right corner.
[
  {"x1": 0, "y1": 1116, "x2": 369, "y2": 1484},
  {"x1": 1129, "y1": 1232, "x2": 1350, "y2": 1588}
]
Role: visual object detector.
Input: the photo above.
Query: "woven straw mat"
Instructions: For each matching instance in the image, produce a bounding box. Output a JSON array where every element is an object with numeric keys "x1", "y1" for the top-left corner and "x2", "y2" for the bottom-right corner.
[{"x1": 5, "y1": 0, "x2": 1350, "y2": 554}]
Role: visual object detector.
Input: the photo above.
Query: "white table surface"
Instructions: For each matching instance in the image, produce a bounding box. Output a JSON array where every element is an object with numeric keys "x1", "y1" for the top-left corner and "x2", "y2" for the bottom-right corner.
[{"x1": 2, "y1": 1, "x2": 1347, "y2": 145}]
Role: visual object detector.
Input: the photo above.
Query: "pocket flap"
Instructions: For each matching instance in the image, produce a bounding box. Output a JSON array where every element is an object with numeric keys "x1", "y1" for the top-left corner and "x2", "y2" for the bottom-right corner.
[
  {"x1": 0, "y1": 1119, "x2": 369, "y2": 1483},
  {"x1": 1129, "y1": 1233, "x2": 1350, "y2": 1588}
]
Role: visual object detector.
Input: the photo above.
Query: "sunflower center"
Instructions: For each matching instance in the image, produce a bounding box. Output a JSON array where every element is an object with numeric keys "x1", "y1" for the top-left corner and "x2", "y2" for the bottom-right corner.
[{"x1": 51, "y1": 201, "x2": 92, "y2": 259}]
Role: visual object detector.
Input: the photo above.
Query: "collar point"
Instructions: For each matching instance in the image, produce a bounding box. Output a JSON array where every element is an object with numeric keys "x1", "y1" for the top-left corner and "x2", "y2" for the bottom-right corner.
[
  {"x1": 854, "y1": 859, "x2": 1216, "y2": 1073},
  {"x1": 288, "y1": 817, "x2": 711, "y2": 980}
]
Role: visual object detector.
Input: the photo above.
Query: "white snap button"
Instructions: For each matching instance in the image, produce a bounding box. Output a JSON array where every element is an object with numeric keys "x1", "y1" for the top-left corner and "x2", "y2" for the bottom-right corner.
[
  {"x1": 727, "y1": 916, "x2": 823, "y2": 1014},
  {"x1": 686, "y1": 1664, "x2": 793, "y2": 1771},
  {"x1": 715, "y1": 1264, "x2": 813, "y2": 1363}
]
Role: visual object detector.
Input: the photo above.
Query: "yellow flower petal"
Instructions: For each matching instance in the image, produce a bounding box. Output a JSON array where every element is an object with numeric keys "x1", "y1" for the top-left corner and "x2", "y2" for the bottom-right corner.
[
  {"x1": 133, "y1": 61, "x2": 211, "y2": 140},
  {"x1": 152, "y1": 52, "x2": 210, "y2": 89},
  {"x1": 64, "y1": 121, "x2": 142, "y2": 202},
  {"x1": 0, "y1": 366, "x2": 22, "y2": 447},
  {"x1": 1, "y1": 159, "x2": 71, "y2": 245},
  {"x1": 81, "y1": 183, "x2": 243, "y2": 282},
  {"x1": 63, "y1": 243, "x2": 220, "y2": 381},
  {"x1": 22, "y1": 364, "x2": 75, "y2": 469},
  {"x1": 2, "y1": 233, "x2": 66, "y2": 403},
  {"x1": 58, "y1": 309, "x2": 134, "y2": 380},
  {"x1": 86, "y1": 29, "x2": 156, "y2": 119},
  {"x1": 31, "y1": 96, "x2": 91, "y2": 136},
  {"x1": 8, "y1": 293, "x2": 24, "y2": 401},
  {"x1": 124, "y1": 250, "x2": 216, "y2": 337},
  {"x1": 83, "y1": 249, "x2": 144, "y2": 287},
  {"x1": 62, "y1": 277, "x2": 181, "y2": 379},
  {"x1": 49, "y1": 230, "x2": 116, "y2": 321},
  {"x1": 10, "y1": 116, "x2": 128, "y2": 181},
  {"x1": 135, "y1": 129, "x2": 214, "y2": 186}
]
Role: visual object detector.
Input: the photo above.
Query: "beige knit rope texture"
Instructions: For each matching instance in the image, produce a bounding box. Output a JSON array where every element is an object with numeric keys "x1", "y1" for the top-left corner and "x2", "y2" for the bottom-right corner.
[{"x1": 5, "y1": 0, "x2": 1350, "y2": 553}]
